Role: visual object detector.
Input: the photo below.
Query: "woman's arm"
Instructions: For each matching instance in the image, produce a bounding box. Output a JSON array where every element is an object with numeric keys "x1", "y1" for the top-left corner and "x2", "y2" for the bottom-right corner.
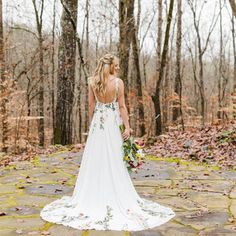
[
  {"x1": 88, "y1": 79, "x2": 95, "y2": 125},
  {"x1": 117, "y1": 79, "x2": 131, "y2": 140}
]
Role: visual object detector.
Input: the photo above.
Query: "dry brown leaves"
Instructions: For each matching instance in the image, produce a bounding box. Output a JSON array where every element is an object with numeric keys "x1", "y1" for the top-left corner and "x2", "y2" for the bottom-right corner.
[
  {"x1": 145, "y1": 121, "x2": 236, "y2": 169},
  {"x1": 0, "y1": 143, "x2": 84, "y2": 167}
]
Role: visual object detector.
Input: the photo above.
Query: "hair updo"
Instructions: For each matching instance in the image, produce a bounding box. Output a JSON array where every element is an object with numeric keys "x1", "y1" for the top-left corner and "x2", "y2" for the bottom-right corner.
[{"x1": 89, "y1": 53, "x2": 116, "y2": 96}]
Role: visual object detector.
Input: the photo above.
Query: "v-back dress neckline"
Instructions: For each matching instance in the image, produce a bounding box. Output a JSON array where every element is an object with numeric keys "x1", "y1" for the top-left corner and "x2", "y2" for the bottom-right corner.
[{"x1": 93, "y1": 77, "x2": 119, "y2": 105}]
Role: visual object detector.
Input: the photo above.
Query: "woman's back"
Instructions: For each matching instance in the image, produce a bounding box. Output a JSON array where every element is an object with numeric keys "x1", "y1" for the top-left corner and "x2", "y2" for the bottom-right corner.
[{"x1": 92, "y1": 76, "x2": 119, "y2": 104}]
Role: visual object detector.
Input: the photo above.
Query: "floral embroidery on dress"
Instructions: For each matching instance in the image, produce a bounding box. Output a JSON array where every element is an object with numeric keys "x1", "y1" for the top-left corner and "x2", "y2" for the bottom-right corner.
[
  {"x1": 94, "y1": 205, "x2": 113, "y2": 230},
  {"x1": 105, "y1": 103, "x2": 116, "y2": 111},
  {"x1": 121, "y1": 222, "x2": 129, "y2": 231},
  {"x1": 137, "y1": 199, "x2": 174, "y2": 218},
  {"x1": 126, "y1": 207, "x2": 149, "y2": 228},
  {"x1": 99, "y1": 112, "x2": 105, "y2": 129},
  {"x1": 60, "y1": 213, "x2": 90, "y2": 223},
  {"x1": 91, "y1": 122, "x2": 97, "y2": 133}
]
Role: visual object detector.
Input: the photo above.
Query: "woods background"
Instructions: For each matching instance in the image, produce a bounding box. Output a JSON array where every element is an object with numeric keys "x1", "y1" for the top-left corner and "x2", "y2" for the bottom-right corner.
[{"x1": 0, "y1": 0, "x2": 236, "y2": 154}]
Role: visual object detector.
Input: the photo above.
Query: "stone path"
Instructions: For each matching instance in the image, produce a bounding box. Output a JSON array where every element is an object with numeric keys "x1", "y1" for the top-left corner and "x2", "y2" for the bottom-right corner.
[{"x1": 0, "y1": 150, "x2": 236, "y2": 236}]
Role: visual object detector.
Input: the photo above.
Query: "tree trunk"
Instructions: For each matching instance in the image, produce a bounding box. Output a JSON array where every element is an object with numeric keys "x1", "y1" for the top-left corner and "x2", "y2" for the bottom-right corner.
[
  {"x1": 129, "y1": 0, "x2": 145, "y2": 136},
  {"x1": 162, "y1": 54, "x2": 169, "y2": 129},
  {"x1": 32, "y1": 0, "x2": 45, "y2": 146},
  {"x1": 54, "y1": 0, "x2": 78, "y2": 145},
  {"x1": 38, "y1": 35, "x2": 44, "y2": 146},
  {"x1": 84, "y1": 0, "x2": 90, "y2": 134},
  {"x1": 218, "y1": 0, "x2": 223, "y2": 120},
  {"x1": 231, "y1": 4, "x2": 236, "y2": 90},
  {"x1": 198, "y1": 53, "x2": 205, "y2": 125},
  {"x1": 231, "y1": 9, "x2": 236, "y2": 119},
  {"x1": 51, "y1": 0, "x2": 56, "y2": 144},
  {"x1": 0, "y1": 0, "x2": 8, "y2": 152},
  {"x1": 151, "y1": 0, "x2": 174, "y2": 135},
  {"x1": 153, "y1": 0, "x2": 162, "y2": 135},
  {"x1": 119, "y1": 0, "x2": 131, "y2": 112},
  {"x1": 173, "y1": 0, "x2": 184, "y2": 130}
]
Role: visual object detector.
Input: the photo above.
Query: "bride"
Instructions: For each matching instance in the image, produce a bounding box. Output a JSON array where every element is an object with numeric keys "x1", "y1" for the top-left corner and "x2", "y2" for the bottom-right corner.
[{"x1": 40, "y1": 53, "x2": 175, "y2": 231}]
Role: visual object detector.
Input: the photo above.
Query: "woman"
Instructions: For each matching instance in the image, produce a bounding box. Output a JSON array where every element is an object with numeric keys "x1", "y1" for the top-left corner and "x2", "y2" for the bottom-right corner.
[{"x1": 40, "y1": 53, "x2": 175, "y2": 231}]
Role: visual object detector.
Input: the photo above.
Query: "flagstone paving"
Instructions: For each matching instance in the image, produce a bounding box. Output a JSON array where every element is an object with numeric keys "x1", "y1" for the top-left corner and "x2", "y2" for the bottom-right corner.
[{"x1": 0, "y1": 150, "x2": 236, "y2": 236}]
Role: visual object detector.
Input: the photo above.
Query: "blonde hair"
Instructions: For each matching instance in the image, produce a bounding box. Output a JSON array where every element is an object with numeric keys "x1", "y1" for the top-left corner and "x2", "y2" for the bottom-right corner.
[{"x1": 89, "y1": 53, "x2": 116, "y2": 96}]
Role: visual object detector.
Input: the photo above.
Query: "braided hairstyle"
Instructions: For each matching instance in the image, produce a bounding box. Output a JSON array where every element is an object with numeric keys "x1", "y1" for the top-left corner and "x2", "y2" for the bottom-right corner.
[{"x1": 89, "y1": 53, "x2": 116, "y2": 96}]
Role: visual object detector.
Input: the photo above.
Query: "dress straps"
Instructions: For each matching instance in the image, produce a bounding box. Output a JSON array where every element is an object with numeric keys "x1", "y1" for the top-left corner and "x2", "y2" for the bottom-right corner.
[{"x1": 91, "y1": 77, "x2": 118, "y2": 103}]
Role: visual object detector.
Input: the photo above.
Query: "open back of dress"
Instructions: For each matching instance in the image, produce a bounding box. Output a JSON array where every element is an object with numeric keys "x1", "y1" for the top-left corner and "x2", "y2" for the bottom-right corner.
[{"x1": 92, "y1": 77, "x2": 118, "y2": 104}]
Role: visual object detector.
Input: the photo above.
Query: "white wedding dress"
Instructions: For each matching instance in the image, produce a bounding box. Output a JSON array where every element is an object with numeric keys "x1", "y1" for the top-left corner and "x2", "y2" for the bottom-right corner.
[{"x1": 40, "y1": 77, "x2": 175, "y2": 231}]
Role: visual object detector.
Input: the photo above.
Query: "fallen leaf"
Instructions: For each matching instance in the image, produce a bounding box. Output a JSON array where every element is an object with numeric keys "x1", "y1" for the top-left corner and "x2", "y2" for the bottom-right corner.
[
  {"x1": 41, "y1": 231, "x2": 51, "y2": 235},
  {"x1": 16, "y1": 229, "x2": 23, "y2": 234},
  {"x1": 15, "y1": 207, "x2": 22, "y2": 211},
  {"x1": 28, "y1": 231, "x2": 39, "y2": 235},
  {"x1": 18, "y1": 186, "x2": 25, "y2": 189},
  {"x1": 17, "y1": 219, "x2": 24, "y2": 223},
  {"x1": 55, "y1": 188, "x2": 63, "y2": 192}
]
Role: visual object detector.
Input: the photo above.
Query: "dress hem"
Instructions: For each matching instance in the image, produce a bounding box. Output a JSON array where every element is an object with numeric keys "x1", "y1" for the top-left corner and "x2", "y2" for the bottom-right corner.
[{"x1": 40, "y1": 211, "x2": 176, "y2": 232}]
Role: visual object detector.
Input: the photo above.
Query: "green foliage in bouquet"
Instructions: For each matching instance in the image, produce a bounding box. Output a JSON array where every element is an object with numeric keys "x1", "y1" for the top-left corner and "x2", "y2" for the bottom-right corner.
[{"x1": 119, "y1": 124, "x2": 145, "y2": 174}]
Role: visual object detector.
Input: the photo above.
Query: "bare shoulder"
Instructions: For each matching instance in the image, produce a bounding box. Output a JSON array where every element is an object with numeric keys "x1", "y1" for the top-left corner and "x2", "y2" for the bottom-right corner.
[
  {"x1": 117, "y1": 78, "x2": 124, "y2": 87},
  {"x1": 116, "y1": 78, "x2": 124, "y2": 97}
]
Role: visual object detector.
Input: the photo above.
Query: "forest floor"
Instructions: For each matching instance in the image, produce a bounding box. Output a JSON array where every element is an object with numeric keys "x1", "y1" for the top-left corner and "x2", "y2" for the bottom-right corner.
[
  {"x1": 145, "y1": 121, "x2": 236, "y2": 170},
  {"x1": 0, "y1": 149, "x2": 236, "y2": 236}
]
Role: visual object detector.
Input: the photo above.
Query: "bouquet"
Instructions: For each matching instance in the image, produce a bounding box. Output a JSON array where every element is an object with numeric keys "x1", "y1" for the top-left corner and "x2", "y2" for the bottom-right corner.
[{"x1": 119, "y1": 124, "x2": 145, "y2": 174}]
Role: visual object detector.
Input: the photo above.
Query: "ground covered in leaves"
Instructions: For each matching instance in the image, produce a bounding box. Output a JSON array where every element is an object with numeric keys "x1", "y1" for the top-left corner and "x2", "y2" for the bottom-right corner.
[
  {"x1": 145, "y1": 121, "x2": 236, "y2": 170},
  {"x1": 0, "y1": 122, "x2": 235, "y2": 171}
]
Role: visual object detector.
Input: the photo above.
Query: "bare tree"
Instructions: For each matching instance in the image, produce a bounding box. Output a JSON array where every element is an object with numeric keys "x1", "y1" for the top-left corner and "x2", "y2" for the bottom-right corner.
[
  {"x1": 230, "y1": 3, "x2": 236, "y2": 119},
  {"x1": 152, "y1": 0, "x2": 162, "y2": 135},
  {"x1": 0, "y1": 0, "x2": 8, "y2": 152},
  {"x1": 187, "y1": 0, "x2": 220, "y2": 125},
  {"x1": 230, "y1": 2, "x2": 236, "y2": 90},
  {"x1": 119, "y1": 0, "x2": 132, "y2": 111},
  {"x1": 84, "y1": 0, "x2": 90, "y2": 135},
  {"x1": 51, "y1": 0, "x2": 57, "y2": 143},
  {"x1": 156, "y1": 0, "x2": 162, "y2": 91},
  {"x1": 54, "y1": 0, "x2": 78, "y2": 145},
  {"x1": 173, "y1": 0, "x2": 184, "y2": 130},
  {"x1": 217, "y1": 0, "x2": 229, "y2": 120},
  {"x1": 32, "y1": 0, "x2": 45, "y2": 146},
  {"x1": 129, "y1": 0, "x2": 145, "y2": 136},
  {"x1": 151, "y1": 0, "x2": 174, "y2": 135}
]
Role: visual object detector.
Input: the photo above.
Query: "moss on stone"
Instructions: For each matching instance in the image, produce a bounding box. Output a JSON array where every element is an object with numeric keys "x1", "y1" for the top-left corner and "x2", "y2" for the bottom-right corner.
[
  {"x1": 6, "y1": 196, "x2": 17, "y2": 207},
  {"x1": 145, "y1": 154, "x2": 222, "y2": 172},
  {"x1": 4, "y1": 164, "x2": 17, "y2": 170},
  {"x1": 40, "y1": 222, "x2": 54, "y2": 231}
]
